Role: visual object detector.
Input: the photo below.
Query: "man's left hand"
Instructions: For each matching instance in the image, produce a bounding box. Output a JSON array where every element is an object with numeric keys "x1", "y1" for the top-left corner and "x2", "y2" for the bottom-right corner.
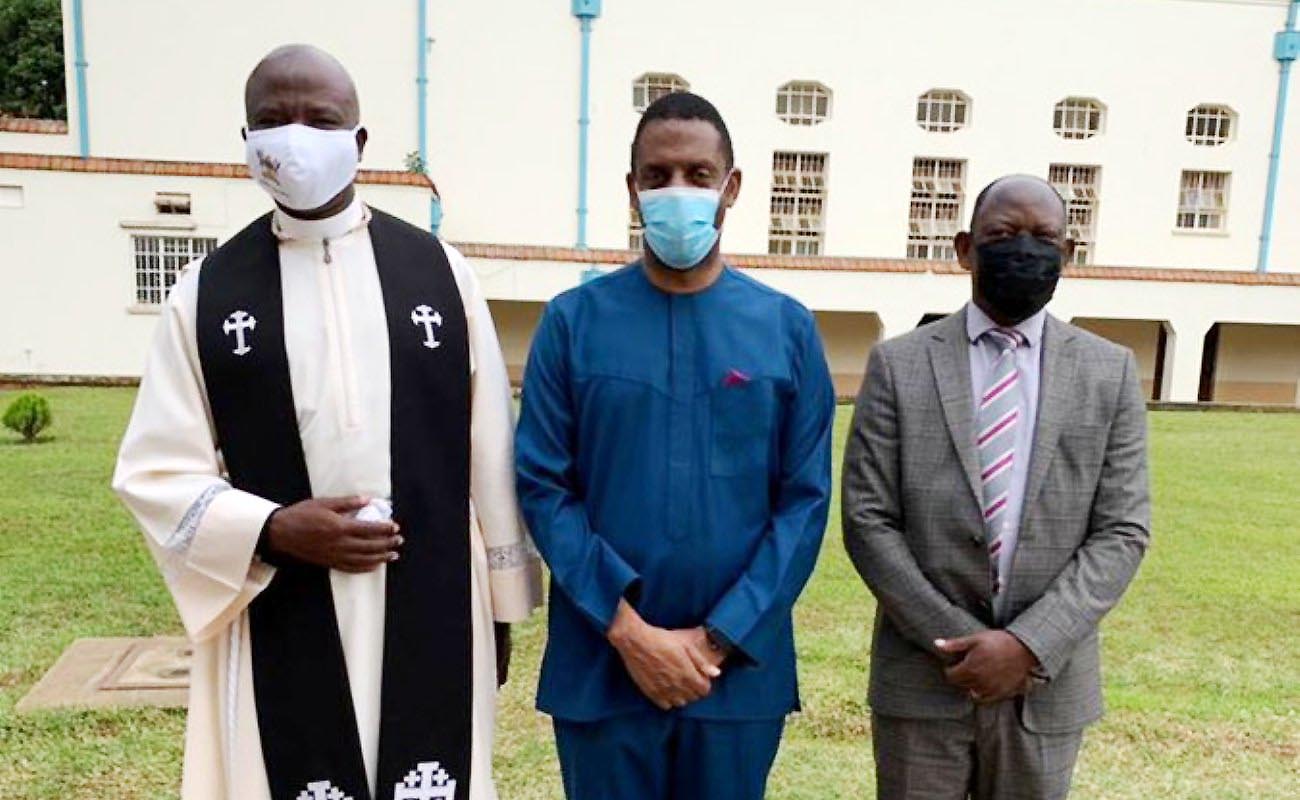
[
  {"x1": 494, "y1": 623, "x2": 512, "y2": 688},
  {"x1": 936, "y1": 630, "x2": 1038, "y2": 703},
  {"x1": 671, "y1": 627, "x2": 726, "y2": 674}
]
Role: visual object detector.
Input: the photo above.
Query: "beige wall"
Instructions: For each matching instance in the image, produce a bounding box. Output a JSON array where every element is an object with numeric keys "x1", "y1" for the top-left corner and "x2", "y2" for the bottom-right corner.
[
  {"x1": 1212, "y1": 323, "x2": 1300, "y2": 405},
  {"x1": 1071, "y1": 317, "x2": 1165, "y2": 399},
  {"x1": 487, "y1": 300, "x2": 544, "y2": 383},
  {"x1": 0, "y1": 169, "x2": 429, "y2": 376},
  {"x1": 813, "y1": 311, "x2": 881, "y2": 398},
  {"x1": 5, "y1": 0, "x2": 1294, "y2": 271}
]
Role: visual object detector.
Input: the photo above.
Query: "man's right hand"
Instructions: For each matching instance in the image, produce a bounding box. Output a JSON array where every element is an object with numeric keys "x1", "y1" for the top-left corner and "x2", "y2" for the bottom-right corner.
[
  {"x1": 606, "y1": 600, "x2": 719, "y2": 711},
  {"x1": 265, "y1": 496, "x2": 403, "y2": 573}
]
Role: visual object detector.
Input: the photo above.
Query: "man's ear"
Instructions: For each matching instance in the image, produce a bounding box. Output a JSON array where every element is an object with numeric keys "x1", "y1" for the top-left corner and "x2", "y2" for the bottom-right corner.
[
  {"x1": 955, "y1": 231, "x2": 974, "y2": 273},
  {"x1": 1061, "y1": 237, "x2": 1076, "y2": 267},
  {"x1": 356, "y1": 127, "x2": 369, "y2": 162},
  {"x1": 722, "y1": 168, "x2": 742, "y2": 209}
]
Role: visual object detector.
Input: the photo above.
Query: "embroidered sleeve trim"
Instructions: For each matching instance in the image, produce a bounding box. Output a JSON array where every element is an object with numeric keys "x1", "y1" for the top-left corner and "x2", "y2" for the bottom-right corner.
[
  {"x1": 486, "y1": 541, "x2": 540, "y2": 571},
  {"x1": 161, "y1": 484, "x2": 229, "y2": 582}
]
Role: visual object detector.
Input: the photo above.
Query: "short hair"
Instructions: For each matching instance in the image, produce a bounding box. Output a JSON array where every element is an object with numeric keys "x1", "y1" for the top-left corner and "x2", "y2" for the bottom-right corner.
[
  {"x1": 970, "y1": 175, "x2": 1067, "y2": 229},
  {"x1": 630, "y1": 91, "x2": 735, "y2": 170}
]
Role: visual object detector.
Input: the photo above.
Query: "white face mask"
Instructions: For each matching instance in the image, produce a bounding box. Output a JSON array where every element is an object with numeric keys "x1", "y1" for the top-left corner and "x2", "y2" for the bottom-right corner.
[{"x1": 244, "y1": 123, "x2": 361, "y2": 211}]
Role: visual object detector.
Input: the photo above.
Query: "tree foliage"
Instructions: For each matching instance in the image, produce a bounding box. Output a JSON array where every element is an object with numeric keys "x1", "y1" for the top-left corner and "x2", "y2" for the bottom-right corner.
[
  {"x1": 0, "y1": 0, "x2": 66, "y2": 120},
  {"x1": 3, "y1": 392, "x2": 52, "y2": 442}
]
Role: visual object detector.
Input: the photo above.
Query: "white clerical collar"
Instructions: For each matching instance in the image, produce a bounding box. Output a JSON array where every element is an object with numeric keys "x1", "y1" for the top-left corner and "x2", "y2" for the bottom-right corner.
[{"x1": 272, "y1": 195, "x2": 367, "y2": 242}]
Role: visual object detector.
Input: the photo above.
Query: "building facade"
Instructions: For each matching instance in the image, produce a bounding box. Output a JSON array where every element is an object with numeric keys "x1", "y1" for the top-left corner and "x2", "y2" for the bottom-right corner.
[{"x1": 2, "y1": 0, "x2": 1299, "y2": 404}]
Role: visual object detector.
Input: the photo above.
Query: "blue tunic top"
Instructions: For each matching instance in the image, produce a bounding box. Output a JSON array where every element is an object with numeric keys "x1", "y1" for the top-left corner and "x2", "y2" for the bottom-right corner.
[{"x1": 515, "y1": 263, "x2": 834, "y2": 721}]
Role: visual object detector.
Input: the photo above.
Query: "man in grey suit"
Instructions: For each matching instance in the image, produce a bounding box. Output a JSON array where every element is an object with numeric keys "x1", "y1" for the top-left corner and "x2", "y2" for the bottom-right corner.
[{"x1": 842, "y1": 175, "x2": 1151, "y2": 800}]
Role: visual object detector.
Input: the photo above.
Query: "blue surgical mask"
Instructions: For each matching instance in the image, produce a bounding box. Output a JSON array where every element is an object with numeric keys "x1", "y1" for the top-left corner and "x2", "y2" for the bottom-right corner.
[{"x1": 636, "y1": 172, "x2": 731, "y2": 270}]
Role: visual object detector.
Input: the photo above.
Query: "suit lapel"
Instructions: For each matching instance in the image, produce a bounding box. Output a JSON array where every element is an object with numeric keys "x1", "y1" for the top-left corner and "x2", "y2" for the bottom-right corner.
[
  {"x1": 1019, "y1": 314, "x2": 1079, "y2": 530},
  {"x1": 928, "y1": 308, "x2": 983, "y2": 508}
]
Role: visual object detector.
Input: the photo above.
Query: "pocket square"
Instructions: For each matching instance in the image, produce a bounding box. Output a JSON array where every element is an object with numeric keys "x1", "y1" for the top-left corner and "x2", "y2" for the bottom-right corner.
[{"x1": 722, "y1": 369, "x2": 751, "y2": 388}]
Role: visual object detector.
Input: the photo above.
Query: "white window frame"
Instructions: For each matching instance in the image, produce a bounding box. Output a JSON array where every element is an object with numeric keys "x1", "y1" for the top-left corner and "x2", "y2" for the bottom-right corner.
[
  {"x1": 132, "y1": 234, "x2": 217, "y2": 306},
  {"x1": 769, "y1": 151, "x2": 828, "y2": 256},
  {"x1": 1053, "y1": 97, "x2": 1105, "y2": 140},
  {"x1": 775, "y1": 81, "x2": 832, "y2": 126},
  {"x1": 916, "y1": 89, "x2": 970, "y2": 132},
  {"x1": 1049, "y1": 164, "x2": 1101, "y2": 265},
  {"x1": 632, "y1": 72, "x2": 690, "y2": 113},
  {"x1": 1186, "y1": 104, "x2": 1235, "y2": 146},
  {"x1": 1176, "y1": 171, "x2": 1230, "y2": 232},
  {"x1": 907, "y1": 157, "x2": 965, "y2": 261}
]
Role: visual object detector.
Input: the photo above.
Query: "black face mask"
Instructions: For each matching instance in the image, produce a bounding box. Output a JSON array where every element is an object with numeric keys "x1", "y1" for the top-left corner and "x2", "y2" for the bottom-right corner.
[{"x1": 975, "y1": 234, "x2": 1063, "y2": 322}]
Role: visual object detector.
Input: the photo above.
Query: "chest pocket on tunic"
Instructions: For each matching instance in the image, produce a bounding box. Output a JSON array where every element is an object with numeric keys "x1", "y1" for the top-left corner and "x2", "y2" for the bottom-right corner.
[{"x1": 710, "y1": 378, "x2": 777, "y2": 477}]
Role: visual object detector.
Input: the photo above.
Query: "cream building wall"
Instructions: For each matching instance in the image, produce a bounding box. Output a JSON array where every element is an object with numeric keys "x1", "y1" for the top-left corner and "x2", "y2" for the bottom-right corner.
[
  {"x1": 0, "y1": 168, "x2": 426, "y2": 376},
  {"x1": 2, "y1": 0, "x2": 1299, "y2": 405}
]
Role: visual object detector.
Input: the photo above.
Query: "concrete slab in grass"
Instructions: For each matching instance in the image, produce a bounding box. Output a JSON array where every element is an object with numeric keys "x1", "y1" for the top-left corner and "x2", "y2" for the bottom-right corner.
[{"x1": 16, "y1": 637, "x2": 191, "y2": 713}]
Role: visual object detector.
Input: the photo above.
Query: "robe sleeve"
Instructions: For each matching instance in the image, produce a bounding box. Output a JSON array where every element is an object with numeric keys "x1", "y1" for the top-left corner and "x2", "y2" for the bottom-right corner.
[
  {"x1": 442, "y1": 244, "x2": 543, "y2": 623},
  {"x1": 704, "y1": 307, "x2": 835, "y2": 666},
  {"x1": 112, "y1": 264, "x2": 279, "y2": 643}
]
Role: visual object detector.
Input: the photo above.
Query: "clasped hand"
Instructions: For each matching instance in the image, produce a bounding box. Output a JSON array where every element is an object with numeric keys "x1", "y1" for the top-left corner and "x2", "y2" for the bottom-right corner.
[
  {"x1": 266, "y1": 496, "x2": 404, "y2": 573},
  {"x1": 934, "y1": 630, "x2": 1038, "y2": 704},
  {"x1": 607, "y1": 601, "x2": 724, "y2": 711}
]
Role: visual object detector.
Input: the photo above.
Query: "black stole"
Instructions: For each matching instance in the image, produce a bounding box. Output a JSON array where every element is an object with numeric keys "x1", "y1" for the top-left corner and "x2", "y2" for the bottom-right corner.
[{"x1": 195, "y1": 209, "x2": 472, "y2": 800}]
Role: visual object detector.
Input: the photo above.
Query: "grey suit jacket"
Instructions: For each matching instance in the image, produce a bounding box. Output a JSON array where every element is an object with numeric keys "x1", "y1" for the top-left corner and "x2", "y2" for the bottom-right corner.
[{"x1": 841, "y1": 308, "x2": 1151, "y2": 734}]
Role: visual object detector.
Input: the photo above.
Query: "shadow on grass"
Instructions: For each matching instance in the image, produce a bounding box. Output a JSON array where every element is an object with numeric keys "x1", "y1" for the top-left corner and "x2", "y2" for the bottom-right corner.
[{"x1": 0, "y1": 435, "x2": 58, "y2": 446}]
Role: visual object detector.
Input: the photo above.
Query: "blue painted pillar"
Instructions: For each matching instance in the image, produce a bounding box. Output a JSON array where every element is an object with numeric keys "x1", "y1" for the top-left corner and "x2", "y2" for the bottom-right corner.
[
  {"x1": 1258, "y1": 0, "x2": 1300, "y2": 272},
  {"x1": 572, "y1": 1, "x2": 602, "y2": 249},
  {"x1": 417, "y1": 0, "x2": 441, "y2": 235},
  {"x1": 71, "y1": 0, "x2": 90, "y2": 157}
]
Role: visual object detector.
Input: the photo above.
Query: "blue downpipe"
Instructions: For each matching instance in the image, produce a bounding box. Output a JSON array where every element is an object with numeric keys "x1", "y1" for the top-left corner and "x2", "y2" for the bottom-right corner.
[
  {"x1": 71, "y1": 0, "x2": 90, "y2": 157},
  {"x1": 1258, "y1": 0, "x2": 1299, "y2": 272},
  {"x1": 576, "y1": 16, "x2": 593, "y2": 249}
]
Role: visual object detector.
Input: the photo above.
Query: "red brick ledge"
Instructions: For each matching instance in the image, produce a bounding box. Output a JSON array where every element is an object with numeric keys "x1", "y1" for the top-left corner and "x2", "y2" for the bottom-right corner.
[
  {"x1": 0, "y1": 117, "x2": 68, "y2": 135},
  {"x1": 453, "y1": 243, "x2": 1300, "y2": 287},
  {"x1": 0, "y1": 151, "x2": 432, "y2": 187}
]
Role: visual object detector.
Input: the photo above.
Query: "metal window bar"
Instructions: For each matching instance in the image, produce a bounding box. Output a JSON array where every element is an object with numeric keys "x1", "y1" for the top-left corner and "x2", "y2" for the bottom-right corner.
[
  {"x1": 628, "y1": 207, "x2": 644, "y2": 250},
  {"x1": 776, "y1": 82, "x2": 831, "y2": 126},
  {"x1": 1176, "y1": 171, "x2": 1229, "y2": 231},
  {"x1": 133, "y1": 235, "x2": 217, "y2": 305},
  {"x1": 1048, "y1": 164, "x2": 1100, "y2": 265},
  {"x1": 769, "y1": 152, "x2": 828, "y2": 255},
  {"x1": 907, "y1": 158, "x2": 965, "y2": 260},
  {"x1": 1054, "y1": 98, "x2": 1103, "y2": 140},
  {"x1": 1186, "y1": 105, "x2": 1233, "y2": 146},
  {"x1": 917, "y1": 90, "x2": 968, "y2": 132},
  {"x1": 633, "y1": 73, "x2": 689, "y2": 113}
]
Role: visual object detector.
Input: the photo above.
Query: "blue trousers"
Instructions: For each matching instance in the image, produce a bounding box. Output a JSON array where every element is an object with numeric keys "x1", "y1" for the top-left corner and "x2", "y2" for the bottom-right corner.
[{"x1": 553, "y1": 713, "x2": 785, "y2": 800}]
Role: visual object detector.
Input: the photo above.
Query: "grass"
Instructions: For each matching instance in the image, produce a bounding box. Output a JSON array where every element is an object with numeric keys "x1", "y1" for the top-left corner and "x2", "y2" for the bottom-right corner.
[{"x1": 1, "y1": 387, "x2": 1298, "y2": 798}]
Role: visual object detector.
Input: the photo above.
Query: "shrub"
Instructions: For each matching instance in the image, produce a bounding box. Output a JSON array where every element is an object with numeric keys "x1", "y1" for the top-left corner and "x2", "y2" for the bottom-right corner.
[{"x1": 3, "y1": 392, "x2": 52, "y2": 442}]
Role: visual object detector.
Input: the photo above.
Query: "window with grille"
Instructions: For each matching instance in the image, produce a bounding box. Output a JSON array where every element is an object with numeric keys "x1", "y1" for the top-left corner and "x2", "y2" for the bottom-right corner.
[
  {"x1": 1177, "y1": 171, "x2": 1230, "y2": 231},
  {"x1": 775, "y1": 81, "x2": 831, "y2": 126},
  {"x1": 133, "y1": 235, "x2": 217, "y2": 305},
  {"x1": 629, "y1": 206, "x2": 644, "y2": 250},
  {"x1": 1048, "y1": 164, "x2": 1101, "y2": 265},
  {"x1": 769, "y1": 152, "x2": 828, "y2": 255},
  {"x1": 1053, "y1": 97, "x2": 1105, "y2": 140},
  {"x1": 916, "y1": 89, "x2": 969, "y2": 132},
  {"x1": 632, "y1": 72, "x2": 690, "y2": 113},
  {"x1": 907, "y1": 158, "x2": 965, "y2": 260},
  {"x1": 1186, "y1": 104, "x2": 1234, "y2": 146}
]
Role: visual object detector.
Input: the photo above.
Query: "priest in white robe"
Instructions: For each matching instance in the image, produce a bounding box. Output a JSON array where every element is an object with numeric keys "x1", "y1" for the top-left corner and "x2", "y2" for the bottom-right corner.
[{"x1": 112, "y1": 45, "x2": 541, "y2": 800}]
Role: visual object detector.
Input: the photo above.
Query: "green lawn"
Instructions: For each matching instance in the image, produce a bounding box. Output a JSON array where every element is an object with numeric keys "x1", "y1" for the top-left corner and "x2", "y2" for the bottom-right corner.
[{"x1": 1, "y1": 388, "x2": 1297, "y2": 798}]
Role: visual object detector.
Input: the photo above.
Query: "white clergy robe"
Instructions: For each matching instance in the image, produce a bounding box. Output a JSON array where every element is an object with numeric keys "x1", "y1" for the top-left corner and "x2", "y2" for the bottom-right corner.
[{"x1": 112, "y1": 196, "x2": 543, "y2": 800}]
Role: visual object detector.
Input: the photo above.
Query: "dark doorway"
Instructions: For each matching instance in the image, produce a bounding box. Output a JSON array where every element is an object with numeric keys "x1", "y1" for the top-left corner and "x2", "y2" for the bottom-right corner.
[{"x1": 1198, "y1": 323, "x2": 1221, "y2": 402}]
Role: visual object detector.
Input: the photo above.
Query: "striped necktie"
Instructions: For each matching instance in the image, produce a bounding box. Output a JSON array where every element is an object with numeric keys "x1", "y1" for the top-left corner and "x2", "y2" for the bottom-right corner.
[{"x1": 976, "y1": 328, "x2": 1024, "y2": 596}]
